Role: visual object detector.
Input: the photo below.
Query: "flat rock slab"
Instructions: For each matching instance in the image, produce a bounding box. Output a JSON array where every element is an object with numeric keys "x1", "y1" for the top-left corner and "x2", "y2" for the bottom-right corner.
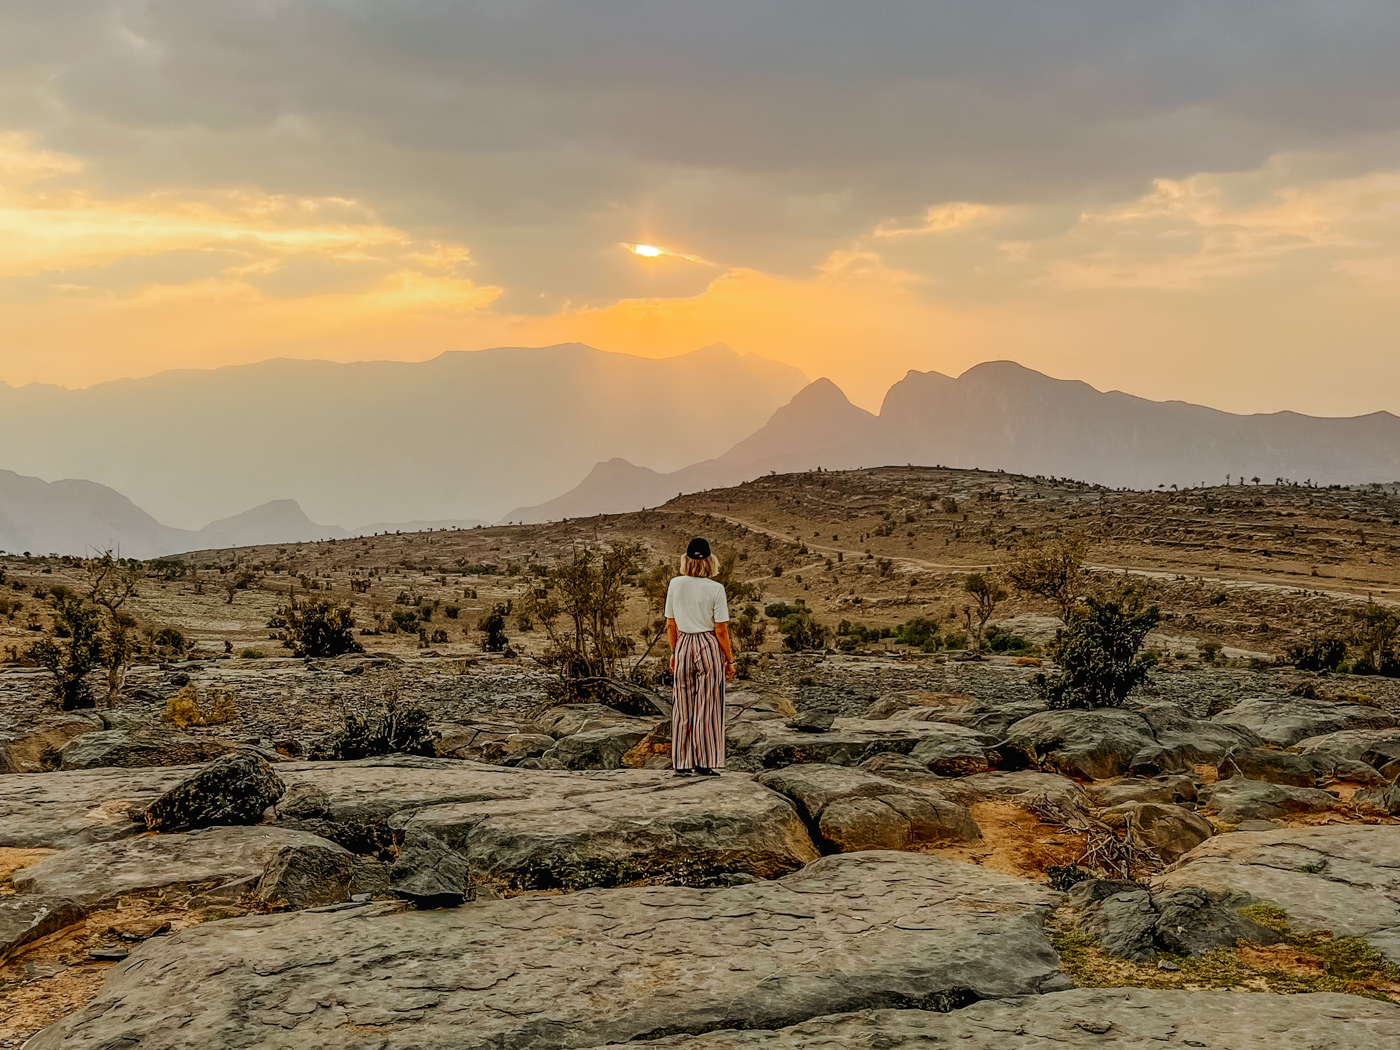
[
  {"x1": 400, "y1": 775, "x2": 820, "y2": 890},
  {"x1": 30, "y1": 852, "x2": 1064, "y2": 1050},
  {"x1": 1155, "y1": 824, "x2": 1400, "y2": 959},
  {"x1": 1198, "y1": 778, "x2": 1340, "y2": 822},
  {"x1": 0, "y1": 895, "x2": 84, "y2": 963},
  {"x1": 613, "y1": 989, "x2": 1400, "y2": 1049},
  {"x1": 756, "y1": 764, "x2": 978, "y2": 852},
  {"x1": 12, "y1": 825, "x2": 349, "y2": 906},
  {"x1": 0, "y1": 764, "x2": 196, "y2": 848},
  {"x1": 1212, "y1": 698, "x2": 1396, "y2": 748},
  {"x1": 0, "y1": 714, "x2": 102, "y2": 774},
  {"x1": 0, "y1": 757, "x2": 672, "y2": 848},
  {"x1": 732, "y1": 718, "x2": 994, "y2": 769}
]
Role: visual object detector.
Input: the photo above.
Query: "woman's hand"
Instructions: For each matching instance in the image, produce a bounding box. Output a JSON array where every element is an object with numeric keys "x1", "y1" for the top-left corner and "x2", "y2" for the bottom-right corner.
[{"x1": 723, "y1": 659, "x2": 735, "y2": 680}]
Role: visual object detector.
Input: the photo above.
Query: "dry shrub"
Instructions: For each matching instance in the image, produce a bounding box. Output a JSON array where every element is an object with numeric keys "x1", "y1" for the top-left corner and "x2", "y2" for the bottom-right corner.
[
  {"x1": 205, "y1": 688, "x2": 237, "y2": 725},
  {"x1": 164, "y1": 684, "x2": 203, "y2": 728},
  {"x1": 163, "y1": 684, "x2": 237, "y2": 727}
]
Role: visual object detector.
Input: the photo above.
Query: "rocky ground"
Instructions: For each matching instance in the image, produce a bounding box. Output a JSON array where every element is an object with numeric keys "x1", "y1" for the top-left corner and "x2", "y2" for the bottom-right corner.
[
  {"x1": 5, "y1": 658, "x2": 1400, "y2": 1045},
  {"x1": 6, "y1": 468, "x2": 1400, "y2": 1045}
]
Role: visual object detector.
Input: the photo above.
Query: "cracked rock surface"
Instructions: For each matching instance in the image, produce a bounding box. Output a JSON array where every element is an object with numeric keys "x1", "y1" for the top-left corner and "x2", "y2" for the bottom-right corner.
[
  {"x1": 1154, "y1": 824, "x2": 1400, "y2": 961},
  {"x1": 12, "y1": 825, "x2": 351, "y2": 906},
  {"x1": 401, "y1": 774, "x2": 819, "y2": 890},
  {"x1": 605, "y1": 989, "x2": 1400, "y2": 1049},
  {"x1": 756, "y1": 763, "x2": 978, "y2": 852},
  {"x1": 27, "y1": 851, "x2": 1064, "y2": 1050}
]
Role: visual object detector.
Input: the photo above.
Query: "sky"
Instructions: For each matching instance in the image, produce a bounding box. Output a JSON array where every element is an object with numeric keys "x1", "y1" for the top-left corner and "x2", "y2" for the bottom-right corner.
[{"x1": 4, "y1": 1, "x2": 1400, "y2": 413}]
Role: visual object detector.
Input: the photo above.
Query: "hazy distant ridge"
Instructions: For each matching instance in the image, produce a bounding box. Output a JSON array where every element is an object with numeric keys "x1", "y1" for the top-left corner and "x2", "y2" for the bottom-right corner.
[
  {"x1": 511, "y1": 361, "x2": 1400, "y2": 522},
  {"x1": 0, "y1": 473, "x2": 487, "y2": 558},
  {"x1": 0, "y1": 343, "x2": 808, "y2": 529}
]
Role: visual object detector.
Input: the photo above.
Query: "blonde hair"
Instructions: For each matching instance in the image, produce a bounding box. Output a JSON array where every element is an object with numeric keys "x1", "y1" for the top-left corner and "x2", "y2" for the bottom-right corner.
[{"x1": 680, "y1": 553, "x2": 719, "y2": 578}]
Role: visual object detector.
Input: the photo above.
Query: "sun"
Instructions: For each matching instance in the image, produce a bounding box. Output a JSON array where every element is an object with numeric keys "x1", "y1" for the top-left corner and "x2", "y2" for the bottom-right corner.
[{"x1": 626, "y1": 243, "x2": 664, "y2": 257}]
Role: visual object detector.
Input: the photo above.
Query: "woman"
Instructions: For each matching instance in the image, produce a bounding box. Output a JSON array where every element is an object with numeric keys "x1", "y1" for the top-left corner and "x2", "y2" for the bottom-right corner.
[{"x1": 664, "y1": 537, "x2": 734, "y2": 777}]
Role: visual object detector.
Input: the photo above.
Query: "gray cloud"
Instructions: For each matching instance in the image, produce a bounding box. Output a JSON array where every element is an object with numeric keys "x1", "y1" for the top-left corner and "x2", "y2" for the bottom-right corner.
[{"x1": 6, "y1": 1, "x2": 1400, "y2": 301}]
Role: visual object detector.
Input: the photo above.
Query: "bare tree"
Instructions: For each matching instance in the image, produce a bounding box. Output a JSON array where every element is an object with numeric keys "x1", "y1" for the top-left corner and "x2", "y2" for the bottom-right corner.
[
  {"x1": 1005, "y1": 533, "x2": 1091, "y2": 622},
  {"x1": 961, "y1": 572, "x2": 1008, "y2": 650},
  {"x1": 87, "y1": 551, "x2": 142, "y2": 704}
]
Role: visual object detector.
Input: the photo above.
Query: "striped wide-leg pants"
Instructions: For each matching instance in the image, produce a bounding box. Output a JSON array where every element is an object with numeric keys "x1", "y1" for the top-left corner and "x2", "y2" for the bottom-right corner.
[{"x1": 672, "y1": 631, "x2": 726, "y2": 770}]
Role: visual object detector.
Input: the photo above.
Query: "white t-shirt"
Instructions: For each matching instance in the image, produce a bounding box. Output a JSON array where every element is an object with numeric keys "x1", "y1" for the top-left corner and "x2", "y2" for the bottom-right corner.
[{"x1": 664, "y1": 575, "x2": 730, "y2": 634}]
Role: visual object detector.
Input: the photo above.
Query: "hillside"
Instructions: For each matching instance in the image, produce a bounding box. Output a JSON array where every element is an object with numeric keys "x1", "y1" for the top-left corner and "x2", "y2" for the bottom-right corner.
[{"x1": 18, "y1": 465, "x2": 1392, "y2": 668}]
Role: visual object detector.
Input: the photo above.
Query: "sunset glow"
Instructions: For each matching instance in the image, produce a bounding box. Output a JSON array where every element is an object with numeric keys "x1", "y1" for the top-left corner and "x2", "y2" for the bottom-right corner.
[{"x1": 1, "y1": 6, "x2": 1399, "y2": 422}]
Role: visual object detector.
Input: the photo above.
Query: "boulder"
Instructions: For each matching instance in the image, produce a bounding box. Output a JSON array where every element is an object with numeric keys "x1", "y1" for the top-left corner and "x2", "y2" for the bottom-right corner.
[
  {"x1": 531, "y1": 704, "x2": 650, "y2": 739},
  {"x1": 0, "y1": 764, "x2": 196, "y2": 848},
  {"x1": 907, "y1": 723, "x2": 998, "y2": 777},
  {"x1": 1198, "y1": 778, "x2": 1340, "y2": 822},
  {"x1": 588, "y1": 989, "x2": 1400, "y2": 1049},
  {"x1": 0, "y1": 895, "x2": 85, "y2": 963},
  {"x1": 59, "y1": 729, "x2": 237, "y2": 771},
  {"x1": 253, "y1": 843, "x2": 358, "y2": 909},
  {"x1": 1066, "y1": 878, "x2": 1278, "y2": 961},
  {"x1": 0, "y1": 713, "x2": 102, "y2": 774},
  {"x1": 13, "y1": 825, "x2": 350, "y2": 906},
  {"x1": 1129, "y1": 702, "x2": 1263, "y2": 773},
  {"x1": 1103, "y1": 801, "x2": 1213, "y2": 863},
  {"x1": 939, "y1": 770, "x2": 1093, "y2": 811},
  {"x1": 1216, "y1": 747, "x2": 1318, "y2": 787},
  {"x1": 389, "y1": 830, "x2": 472, "y2": 908},
  {"x1": 1211, "y1": 697, "x2": 1396, "y2": 748},
  {"x1": 785, "y1": 708, "x2": 836, "y2": 733},
  {"x1": 544, "y1": 725, "x2": 652, "y2": 769},
  {"x1": 136, "y1": 750, "x2": 286, "y2": 833},
  {"x1": 1089, "y1": 774, "x2": 1197, "y2": 808},
  {"x1": 1155, "y1": 824, "x2": 1400, "y2": 959},
  {"x1": 27, "y1": 851, "x2": 1064, "y2": 1050},
  {"x1": 924, "y1": 696, "x2": 1048, "y2": 738},
  {"x1": 757, "y1": 764, "x2": 979, "y2": 852},
  {"x1": 735, "y1": 718, "x2": 998, "y2": 770},
  {"x1": 1003, "y1": 709, "x2": 1156, "y2": 780},
  {"x1": 399, "y1": 774, "x2": 819, "y2": 891},
  {"x1": 1295, "y1": 727, "x2": 1400, "y2": 766}
]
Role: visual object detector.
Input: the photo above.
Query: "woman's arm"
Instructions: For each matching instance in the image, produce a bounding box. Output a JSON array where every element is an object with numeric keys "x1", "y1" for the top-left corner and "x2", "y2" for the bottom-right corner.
[
  {"x1": 713, "y1": 622, "x2": 735, "y2": 679},
  {"x1": 666, "y1": 617, "x2": 679, "y2": 670}
]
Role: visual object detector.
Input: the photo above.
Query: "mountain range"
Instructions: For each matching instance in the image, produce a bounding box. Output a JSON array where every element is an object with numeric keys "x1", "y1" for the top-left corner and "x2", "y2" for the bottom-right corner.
[
  {"x1": 0, "y1": 343, "x2": 808, "y2": 529},
  {"x1": 509, "y1": 360, "x2": 1400, "y2": 521},
  {"x1": 7, "y1": 353, "x2": 1400, "y2": 555},
  {"x1": 0, "y1": 471, "x2": 486, "y2": 559}
]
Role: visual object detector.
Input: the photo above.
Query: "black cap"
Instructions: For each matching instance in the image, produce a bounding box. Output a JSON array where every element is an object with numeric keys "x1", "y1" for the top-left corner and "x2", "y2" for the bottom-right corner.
[{"x1": 686, "y1": 537, "x2": 711, "y2": 559}]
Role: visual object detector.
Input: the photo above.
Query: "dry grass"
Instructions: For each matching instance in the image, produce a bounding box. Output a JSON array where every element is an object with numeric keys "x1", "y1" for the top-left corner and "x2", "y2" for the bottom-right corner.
[{"x1": 1050, "y1": 904, "x2": 1400, "y2": 1002}]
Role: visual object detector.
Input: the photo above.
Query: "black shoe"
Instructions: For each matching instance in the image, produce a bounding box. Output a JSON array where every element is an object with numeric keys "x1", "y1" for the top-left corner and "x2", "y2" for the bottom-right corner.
[
  {"x1": 695, "y1": 767, "x2": 721, "y2": 777},
  {"x1": 673, "y1": 768, "x2": 694, "y2": 777}
]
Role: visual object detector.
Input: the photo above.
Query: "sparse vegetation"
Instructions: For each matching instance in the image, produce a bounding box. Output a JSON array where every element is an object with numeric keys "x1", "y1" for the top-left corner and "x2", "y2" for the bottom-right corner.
[
  {"x1": 279, "y1": 597, "x2": 364, "y2": 658},
  {"x1": 318, "y1": 678, "x2": 434, "y2": 760},
  {"x1": 1287, "y1": 635, "x2": 1348, "y2": 673},
  {"x1": 1006, "y1": 533, "x2": 1091, "y2": 621},
  {"x1": 1044, "y1": 589, "x2": 1161, "y2": 709},
  {"x1": 26, "y1": 591, "x2": 103, "y2": 709},
  {"x1": 961, "y1": 572, "x2": 1008, "y2": 650},
  {"x1": 523, "y1": 544, "x2": 640, "y2": 686}
]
